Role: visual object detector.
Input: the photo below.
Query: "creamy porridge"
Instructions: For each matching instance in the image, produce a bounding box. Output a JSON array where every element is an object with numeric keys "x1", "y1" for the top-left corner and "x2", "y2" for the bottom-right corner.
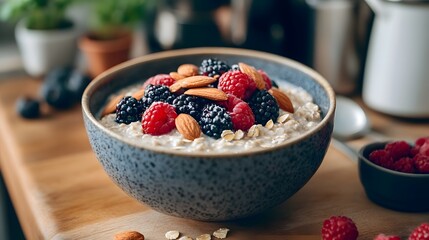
[{"x1": 99, "y1": 61, "x2": 321, "y2": 153}]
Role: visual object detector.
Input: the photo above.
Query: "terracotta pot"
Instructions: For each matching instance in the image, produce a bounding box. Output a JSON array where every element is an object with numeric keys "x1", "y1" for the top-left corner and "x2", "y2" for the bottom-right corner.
[{"x1": 79, "y1": 32, "x2": 132, "y2": 78}]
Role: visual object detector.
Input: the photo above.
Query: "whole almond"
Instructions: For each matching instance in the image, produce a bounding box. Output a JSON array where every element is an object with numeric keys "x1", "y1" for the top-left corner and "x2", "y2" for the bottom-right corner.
[
  {"x1": 184, "y1": 88, "x2": 228, "y2": 101},
  {"x1": 114, "y1": 231, "x2": 145, "y2": 240},
  {"x1": 269, "y1": 88, "x2": 295, "y2": 113},
  {"x1": 177, "y1": 64, "x2": 198, "y2": 77},
  {"x1": 169, "y1": 81, "x2": 183, "y2": 93},
  {"x1": 169, "y1": 71, "x2": 185, "y2": 81},
  {"x1": 239, "y1": 62, "x2": 266, "y2": 90},
  {"x1": 180, "y1": 76, "x2": 217, "y2": 89},
  {"x1": 175, "y1": 114, "x2": 201, "y2": 140},
  {"x1": 101, "y1": 94, "x2": 124, "y2": 117},
  {"x1": 131, "y1": 88, "x2": 146, "y2": 100}
]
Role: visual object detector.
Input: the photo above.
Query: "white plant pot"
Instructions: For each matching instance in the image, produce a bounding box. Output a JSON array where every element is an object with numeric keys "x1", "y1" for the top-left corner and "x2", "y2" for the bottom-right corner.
[{"x1": 15, "y1": 20, "x2": 78, "y2": 77}]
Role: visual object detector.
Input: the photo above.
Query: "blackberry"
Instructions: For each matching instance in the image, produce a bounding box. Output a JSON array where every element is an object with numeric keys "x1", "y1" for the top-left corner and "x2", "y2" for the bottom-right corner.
[
  {"x1": 16, "y1": 96, "x2": 41, "y2": 119},
  {"x1": 248, "y1": 90, "x2": 279, "y2": 125},
  {"x1": 172, "y1": 95, "x2": 210, "y2": 121},
  {"x1": 143, "y1": 84, "x2": 176, "y2": 108},
  {"x1": 115, "y1": 96, "x2": 144, "y2": 124},
  {"x1": 199, "y1": 58, "x2": 230, "y2": 77},
  {"x1": 199, "y1": 103, "x2": 233, "y2": 139}
]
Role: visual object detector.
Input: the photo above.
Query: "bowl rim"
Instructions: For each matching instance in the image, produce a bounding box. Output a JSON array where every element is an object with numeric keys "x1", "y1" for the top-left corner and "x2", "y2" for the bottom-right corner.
[
  {"x1": 358, "y1": 141, "x2": 429, "y2": 178},
  {"x1": 82, "y1": 47, "x2": 336, "y2": 157}
]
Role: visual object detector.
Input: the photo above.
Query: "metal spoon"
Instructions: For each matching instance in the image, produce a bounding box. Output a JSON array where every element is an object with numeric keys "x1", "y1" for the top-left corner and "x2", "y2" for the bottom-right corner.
[{"x1": 332, "y1": 96, "x2": 371, "y2": 160}]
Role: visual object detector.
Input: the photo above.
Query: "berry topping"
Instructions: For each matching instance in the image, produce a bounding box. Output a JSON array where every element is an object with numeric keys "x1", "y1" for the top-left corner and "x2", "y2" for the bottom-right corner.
[
  {"x1": 374, "y1": 234, "x2": 401, "y2": 240},
  {"x1": 218, "y1": 71, "x2": 256, "y2": 100},
  {"x1": 199, "y1": 58, "x2": 230, "y2": 77},
  {"x1": 258, "y1": 69, "x2": 272, "y2": 89},
  {"x1": 321, "y1": 216, "x2": 359, "y2": 240},
  {"x1": 172, "y1": 94, "x2": 210, "y2": 121},
  {"x1": 115, "y1": 96, "x2": 145, "y2": 124},
  {"x1": 392, "y1": 157, "x2": 415, "y2": 173},
  {"x1": 143, "y1": 84, "x2": 176, "y2": 108},
  {"x1": 199, "y1": 103, "x2": 233, "y2": 139},
  {"x1": 143, "y1": 74, "x2": 176, "y2": 88},
  {"x1": 222, "y1": 94, "x2": 255, "y2": 131},
  {"x1": 16, "y1": 96, "x2": 41, "y2": 119},
  {"x1": 409, "y1": 223, "x2": 429, "y2": 240},
  {"x1": 142, "y1": 102, "x2": 177, "y2": 135},
  {"x1": 385, "y1": 141, "x2": 411, "y2": 161},
  {"x1": 414, "y1": 154, "x2": 429, "y2": 173},
  {"x1": 248, "y1": 90, "x2": 280, "y2": 125}
]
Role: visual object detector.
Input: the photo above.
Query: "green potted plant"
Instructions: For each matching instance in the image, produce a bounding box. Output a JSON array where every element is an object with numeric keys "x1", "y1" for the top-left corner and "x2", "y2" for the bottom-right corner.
[
  {"x1": 79, "y1": 0, "x2": 146, "y2": 78},
  {"x1": 0, "y1": 0, "x2": 78, "y2": 77}
]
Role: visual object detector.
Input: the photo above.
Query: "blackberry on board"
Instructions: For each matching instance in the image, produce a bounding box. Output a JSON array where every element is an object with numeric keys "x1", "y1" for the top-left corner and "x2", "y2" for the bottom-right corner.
[
  {"x1": 115, "y1": 96, "x2": 145, "y2": 124},
  {"x1": 199, "y1": 58, "x2": 231, "y2": 77},
  {"x1": 248, "y1": 90, "x2": 279, "y2": 125},
  {"x1": 199, "y1": 103, "x2": 233, "y2": 139},
  {"x1": 172, "y1": 95, "x2": 210, "y2": 121},
  {"x1": 143, "y1": 84, "x2": 176, "y2": 109}
]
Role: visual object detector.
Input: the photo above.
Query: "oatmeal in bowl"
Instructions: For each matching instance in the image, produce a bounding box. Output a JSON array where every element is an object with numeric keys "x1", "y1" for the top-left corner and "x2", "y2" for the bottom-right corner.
[{"x1": 82, "y1": 48, "x2": 335, "y2": 221}]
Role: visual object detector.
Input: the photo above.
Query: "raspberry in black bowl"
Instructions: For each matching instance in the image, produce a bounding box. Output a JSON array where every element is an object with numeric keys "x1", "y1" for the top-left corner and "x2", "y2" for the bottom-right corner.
[{"x1": 358, "y1": 137, "x2": 429, "y2": 212}]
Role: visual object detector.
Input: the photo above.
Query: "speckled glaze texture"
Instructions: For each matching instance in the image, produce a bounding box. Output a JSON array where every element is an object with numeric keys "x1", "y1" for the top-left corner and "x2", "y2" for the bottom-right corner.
[{"x1": 82, "y1": 48, "x2": 335, "y2": 221}]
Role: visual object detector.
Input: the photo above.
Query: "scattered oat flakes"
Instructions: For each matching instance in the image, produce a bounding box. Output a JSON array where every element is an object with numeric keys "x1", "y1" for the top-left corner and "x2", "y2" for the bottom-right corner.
[
  {"x1": 247, "y1": 125, "x2": 260, "y2": 137},
  {"x1": 234, "y1": 130, "x2": 244, "y2": 140},
  {"x1": 265, "y1": 119, "x2": 274, "y2": 129},
  {"x1": 178, "y1": 236, "x2": 193, "y2": 240},
  {"x1": 165, "y1": 230, "x2": 180, "y2": 239},
  {"x1": 221, "y1": 130, "x2": 235, "y2": 141},
  {"x1": 212, "y1": 228, "x2": 229, "y2": 239},
  {"x1": 277, "y1": 114, "x2": 290, "y2": 123},
  {"x1": 196, "y1": 234, "x2": 211, "y2": 240}
]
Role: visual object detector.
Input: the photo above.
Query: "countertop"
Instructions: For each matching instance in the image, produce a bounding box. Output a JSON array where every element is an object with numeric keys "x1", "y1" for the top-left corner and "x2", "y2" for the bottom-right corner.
[{"x1": 0, "y1": 76, "x2": 428, "y2": 240}]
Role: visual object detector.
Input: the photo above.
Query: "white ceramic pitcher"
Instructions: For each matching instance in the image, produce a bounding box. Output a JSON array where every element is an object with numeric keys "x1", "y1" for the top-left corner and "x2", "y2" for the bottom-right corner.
[{"x1": 362, "y1": 0, "x2": 429, "y2": 118}]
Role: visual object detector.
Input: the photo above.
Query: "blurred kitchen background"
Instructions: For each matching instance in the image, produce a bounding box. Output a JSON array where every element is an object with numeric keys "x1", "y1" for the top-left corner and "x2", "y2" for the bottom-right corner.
[{"x1": 0, "y1": 0, "x2": 371, "y2": 237}]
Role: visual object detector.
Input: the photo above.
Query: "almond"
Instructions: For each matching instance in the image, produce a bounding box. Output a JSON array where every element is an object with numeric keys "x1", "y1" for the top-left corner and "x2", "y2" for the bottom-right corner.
[
  {"x1": 131, "y1": 88, "x2": 145, "y2": 100},
  {"x1": 175, "y1": 114, "x2": 201, "y2": 140},
  {"x1": 169, "y1": 71, "x2": 185, "y2": 81},
  {"x1": 239, "y1": 62, "x2": 266, "y2": 90},
  {"x1": 177, "y1": 64, "x2": 198, "y2": 77},
  {"x1": 169, "y1": 81, "x2": 183, "y2": 93},
  {"x1": 269, "y1": 88, "x2": 294, "y2": 113},
  {"x1": 114, "y1": 230, "x2": 145, "y2": 240},
  {"x1": 184, "y1": 88, "x2": 228, "y2": 101},
  {"x1": 180, "y1": 75, "x2": 217, "y2": 89},
  {"x1": 101, "y1": 94, "x2": 124, "y2": 117}
]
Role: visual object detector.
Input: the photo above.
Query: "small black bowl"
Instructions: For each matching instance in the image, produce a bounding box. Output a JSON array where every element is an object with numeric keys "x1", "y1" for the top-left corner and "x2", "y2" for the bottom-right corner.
[{"x1": 358, "y1": 142, "x2": 429, "y2": 212}]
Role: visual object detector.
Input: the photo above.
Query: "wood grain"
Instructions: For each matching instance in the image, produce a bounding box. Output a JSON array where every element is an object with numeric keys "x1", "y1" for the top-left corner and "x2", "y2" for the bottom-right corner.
[{"x1": 0, "y1": 77, "x2": 428, "y2": 240}]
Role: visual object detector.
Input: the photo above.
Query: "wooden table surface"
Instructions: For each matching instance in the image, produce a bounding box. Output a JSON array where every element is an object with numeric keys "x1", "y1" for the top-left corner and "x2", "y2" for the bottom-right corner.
[{"x1": 0, "y1": 77, "x2": 428, "y2": 240}]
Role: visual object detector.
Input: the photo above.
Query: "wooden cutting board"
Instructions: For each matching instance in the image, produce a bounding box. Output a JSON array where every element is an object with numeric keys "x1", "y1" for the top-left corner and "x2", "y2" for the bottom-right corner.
[{"x1": 0, "y1": 77, "x2": 427, "y2": 240}]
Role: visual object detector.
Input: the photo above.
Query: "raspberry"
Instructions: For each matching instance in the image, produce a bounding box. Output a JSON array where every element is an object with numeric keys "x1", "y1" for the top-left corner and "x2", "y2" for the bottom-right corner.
[
  {"x1": 199, "y1": 58, "x2": 230, "y2": 77},
  {"x1": 414, "y1": 154, "x2": 429, "y2": 173},
  {"x1": 385, "y1": 141, "x2": 411, "y2": 161},
  {"x1": 419, "y1": 142, "x2": 429, "y2": 156},
  {"x1": 247, "y1": 90, "x2": 280, "y2": 125},
  {"x1": 199, "y1": 103, "x2": 233, "y2": 139},
  {"x1": 115, "y1": 96, "x2": 145, "y2": 124},
  {"x1": 393, "y1": 157, "x2": 415, "y2": 173},
  {"x1": 321, "y1": 216, "x2": 358, "y2": 240},
  {"x1": 218, "y1": 71, "x2": 256, "y2": 100},
  {"x1": 369, "y1": 149, "x2": 394, "y2": 169},
  {"x1": 258, "y1": 69, "x2": 272, "y2": 89},
  {"x1": 374, "y1": 234, "x2": 401, "y2": 240},
  {"x1": 222, "y1": 94, "x2": 255, "y2": 131},
  {"x1": 143, "y1": 74, "x2": 176, "y2": 88},
  {"x1": 141, "y1": 102, "x2": 177, "y2": 135},
  {"x1": 409, "y1": 223, "x2": 429, "y2": 240},
  {"x1": 143, "y1": 84, "x2": 176, "y2": 109},
  {"x1": 172, "y1": 94, "x2": 210, "y2": 121},
  {"x1": 415, "y1": 137, "x2": 429, "y2": 147}
]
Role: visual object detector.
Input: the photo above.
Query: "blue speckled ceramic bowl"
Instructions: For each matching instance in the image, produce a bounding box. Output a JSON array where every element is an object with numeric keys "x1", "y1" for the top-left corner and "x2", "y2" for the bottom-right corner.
[{"x1": 82, "y1": 48, "x2": 336, "y2": 221}]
